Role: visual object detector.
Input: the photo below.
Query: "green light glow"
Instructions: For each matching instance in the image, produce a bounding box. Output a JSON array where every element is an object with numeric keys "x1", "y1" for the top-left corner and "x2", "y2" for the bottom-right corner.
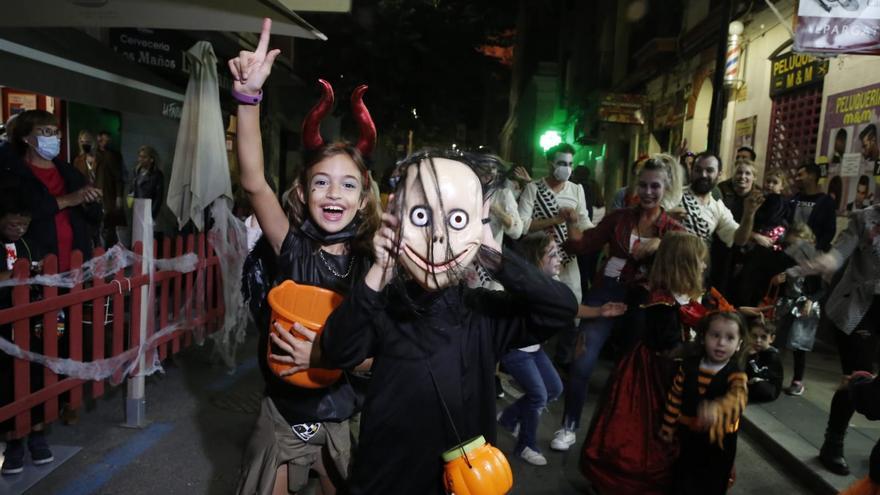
[{"x1": 539, "y1": 130, "x2": 562, "y2": 151}]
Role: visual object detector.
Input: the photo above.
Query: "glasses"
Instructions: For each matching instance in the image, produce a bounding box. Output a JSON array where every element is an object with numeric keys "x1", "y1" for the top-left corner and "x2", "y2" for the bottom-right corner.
[{"x1": 33, "y1": 126, "x2": 61, "y2": 137}]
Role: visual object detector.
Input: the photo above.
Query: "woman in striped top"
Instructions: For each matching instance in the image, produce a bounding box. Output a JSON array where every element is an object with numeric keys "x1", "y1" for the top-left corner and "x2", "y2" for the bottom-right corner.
[{"x1": 660, "y1": 311, "x2": 750, "y2": 495}]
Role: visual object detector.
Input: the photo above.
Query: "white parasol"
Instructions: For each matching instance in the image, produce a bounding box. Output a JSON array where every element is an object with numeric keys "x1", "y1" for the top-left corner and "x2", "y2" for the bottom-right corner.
[{"x1": 166, "y1": 41, "x2": 233, "y2": 231}]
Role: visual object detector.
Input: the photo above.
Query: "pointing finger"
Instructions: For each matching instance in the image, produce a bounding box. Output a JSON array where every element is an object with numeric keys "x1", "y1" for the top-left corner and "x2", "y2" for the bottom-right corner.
[{"x1": 256, "y1": 17, "x2": 272, "y2": 55}]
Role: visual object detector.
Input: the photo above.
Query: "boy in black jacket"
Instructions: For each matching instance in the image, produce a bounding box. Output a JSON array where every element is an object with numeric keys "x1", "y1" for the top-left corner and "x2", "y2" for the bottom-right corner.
[{"x1": 746, "y1": 317, "x2": 784, "y2": 403}]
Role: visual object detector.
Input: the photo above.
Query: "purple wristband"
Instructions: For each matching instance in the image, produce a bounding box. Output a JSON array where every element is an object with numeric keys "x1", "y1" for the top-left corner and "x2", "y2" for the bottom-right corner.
[{"x1": 232, "y1": 88, "x2": 262, "y2": 105}]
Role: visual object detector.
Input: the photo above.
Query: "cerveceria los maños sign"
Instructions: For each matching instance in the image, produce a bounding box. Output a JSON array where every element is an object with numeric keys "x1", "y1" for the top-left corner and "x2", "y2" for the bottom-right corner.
[{"x1": 769, "y1": 51, "x2": 828, "y2": 96}]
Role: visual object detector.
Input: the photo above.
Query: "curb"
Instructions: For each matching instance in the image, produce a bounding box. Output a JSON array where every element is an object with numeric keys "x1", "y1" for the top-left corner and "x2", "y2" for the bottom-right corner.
[{"x1": 741, "y1": 405, "x2": 860, "y2": 495}]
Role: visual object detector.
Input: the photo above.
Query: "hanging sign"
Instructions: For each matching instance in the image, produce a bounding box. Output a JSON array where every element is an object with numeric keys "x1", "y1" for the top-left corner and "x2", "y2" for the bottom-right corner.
[
  {"x1": 769, "y1": 51, "x2": 828, "y2": 96},
  {"x1": 795, "y1": 1, "x2": 880, "y2": 55}
]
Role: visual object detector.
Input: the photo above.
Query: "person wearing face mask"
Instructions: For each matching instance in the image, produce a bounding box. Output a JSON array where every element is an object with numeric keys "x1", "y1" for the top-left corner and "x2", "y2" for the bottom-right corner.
[
  {"x1": 0, "y1": 110, "x2": 101, "y2": 272},
  {"x1": 517, "y1": 143, "x2": 593, "y2": 367}
]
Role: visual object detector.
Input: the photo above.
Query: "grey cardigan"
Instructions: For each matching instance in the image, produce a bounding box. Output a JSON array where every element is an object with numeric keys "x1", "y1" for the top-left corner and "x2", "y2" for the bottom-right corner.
[{"x1": 822, "y1": 206, "x2": 880, "y2": 334}]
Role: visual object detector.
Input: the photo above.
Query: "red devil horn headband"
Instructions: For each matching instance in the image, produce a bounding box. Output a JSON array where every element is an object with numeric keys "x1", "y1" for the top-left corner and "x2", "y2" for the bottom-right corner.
[
  {"x1": 302, "y1": 79, "x2": 334, "y2": 151},
  {"x1": 351, "y1": 84, "x2": 377, "y2": 158},
  {"x1": 301, "y1": 79, "x2": 377, "y2": 159}
]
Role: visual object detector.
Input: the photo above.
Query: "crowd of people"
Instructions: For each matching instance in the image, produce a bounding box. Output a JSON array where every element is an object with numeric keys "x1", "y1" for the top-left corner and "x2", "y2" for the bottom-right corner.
[
  {"x1": 0, "y1": 110, "x2": 165, "y2": 476},
  {"x1": 2, "y1": 18, "x2": 880, "y2": 495},
  {"x1": 227, "y1": 19, "x2": 880, "y2": 495}
]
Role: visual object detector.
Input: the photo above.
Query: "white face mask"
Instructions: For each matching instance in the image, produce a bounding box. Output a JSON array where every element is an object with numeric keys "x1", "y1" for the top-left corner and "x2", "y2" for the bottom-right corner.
[
  {"x1": 33, "y1": 136, "x2": 61, "y2": 160},
  {"x1": 553, "y1": 165, "x2": 572, "y2": 182},
  {"x1": 398, "y1": 158, "x2": 484, "y2": 291}
]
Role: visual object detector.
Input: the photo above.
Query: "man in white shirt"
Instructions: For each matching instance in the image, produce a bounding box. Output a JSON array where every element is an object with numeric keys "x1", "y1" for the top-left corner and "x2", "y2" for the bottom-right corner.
[
  {"x1": 676, "y1": 152, "x2": 755, "y2": 249},
  {"x1": 518, "y1": 143, "x2": 593, "y2": 306}
]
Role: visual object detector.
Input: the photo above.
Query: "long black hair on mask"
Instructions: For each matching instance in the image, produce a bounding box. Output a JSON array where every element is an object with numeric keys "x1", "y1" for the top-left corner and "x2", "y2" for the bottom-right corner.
[{"x1": 385, "y1": 148, "x2": 505, "y2": 315}]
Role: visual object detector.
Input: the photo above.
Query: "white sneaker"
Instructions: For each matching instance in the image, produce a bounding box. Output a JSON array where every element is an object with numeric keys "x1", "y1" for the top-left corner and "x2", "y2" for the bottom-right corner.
[
  {"x1": 519, "y1": 446, "x2": 548, "y2": 466},
  {"x1": 550, "y1": 428, "x2": 576, "y2": 451}
]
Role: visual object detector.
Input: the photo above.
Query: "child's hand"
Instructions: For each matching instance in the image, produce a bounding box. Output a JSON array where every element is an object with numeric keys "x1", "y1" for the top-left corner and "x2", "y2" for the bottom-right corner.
[
  {"x1": 751, "y1": 233, "x2": 774, "y2": 248},
  {"x1": 599, "y1": 302, "x2": 627, "y2": 317},
  {"x1": 227, "y1": 18, "x2": 281, "y2": 97},
  {"x1": 366, "y1": 212, "x2": 399, "y2": 291},
  {"x1": 697, "y1": 401, "x2": 718, "y2": 431},
  {"x1": 269, "y1": 322, "x2": 318, "y2": 375}
]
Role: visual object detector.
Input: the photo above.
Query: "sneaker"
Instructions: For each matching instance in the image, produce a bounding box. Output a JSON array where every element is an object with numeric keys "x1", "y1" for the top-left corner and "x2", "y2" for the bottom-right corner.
[
  {"x1": 2, "y1": 439, "x2": 24, "y2": 475},
  {"x1": 550, "y1": 428, "x2": 576, "y2": 451},
  {"x1": 785, "y1": 381, "x2": 805, "y2": 396},
  {"x1": 518, "y1": 446, "x2": 548, "y2": 466},
  {"x1": 27, "y1": 432, "x2": 54, "y2": 466}
]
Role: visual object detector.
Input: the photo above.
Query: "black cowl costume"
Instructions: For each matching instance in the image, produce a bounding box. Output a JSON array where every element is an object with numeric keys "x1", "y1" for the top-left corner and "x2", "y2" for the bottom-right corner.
[{"x1": 320, "y1": 249, "x2": 578, "y2": 494}]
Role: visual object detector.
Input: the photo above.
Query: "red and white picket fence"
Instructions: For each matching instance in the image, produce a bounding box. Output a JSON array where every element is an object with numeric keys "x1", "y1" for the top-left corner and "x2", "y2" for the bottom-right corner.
[{"x1": 0, "y1": 233, "x2": 224, "y2": 439}]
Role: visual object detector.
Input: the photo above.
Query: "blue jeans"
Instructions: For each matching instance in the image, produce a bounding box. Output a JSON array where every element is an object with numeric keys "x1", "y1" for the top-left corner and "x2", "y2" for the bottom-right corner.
[
  {"x1": 562, "y1": 276, "x2": 627, "y2": 431},
  {"x1": 498, "y1": 348, "x2": 563, "y2": 453}
]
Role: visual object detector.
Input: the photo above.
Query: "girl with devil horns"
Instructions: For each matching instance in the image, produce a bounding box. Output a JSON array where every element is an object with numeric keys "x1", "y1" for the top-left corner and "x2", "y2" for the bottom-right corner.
[{"x1": 230, "y1": 19, "x2": 380, "y2": 495}]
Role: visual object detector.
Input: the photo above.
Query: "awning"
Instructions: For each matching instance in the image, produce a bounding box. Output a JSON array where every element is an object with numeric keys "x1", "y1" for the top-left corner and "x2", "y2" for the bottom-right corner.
[
  {"x1": 0, "y1": 28, "x2": 185, "y2": 117},
  {"x1": 0, "y1": 0, "x2": 325, "y2": 40}
]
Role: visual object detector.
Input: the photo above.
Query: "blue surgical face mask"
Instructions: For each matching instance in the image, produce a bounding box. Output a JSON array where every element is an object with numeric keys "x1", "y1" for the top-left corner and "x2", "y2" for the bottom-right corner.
[{"x1": 34, "y1": 135, "x2": 61, "y2": 160}]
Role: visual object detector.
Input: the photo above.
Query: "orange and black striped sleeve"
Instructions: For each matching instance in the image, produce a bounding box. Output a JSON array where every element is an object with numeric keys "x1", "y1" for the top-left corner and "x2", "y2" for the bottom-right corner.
[{"x1": 661, "y1": 364, "x2": 685, "y2": 437}]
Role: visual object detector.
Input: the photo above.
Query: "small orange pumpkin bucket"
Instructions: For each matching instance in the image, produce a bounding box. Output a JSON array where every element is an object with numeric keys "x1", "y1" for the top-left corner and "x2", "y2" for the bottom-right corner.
[
  {"x1": 266, "y1": 280, "x2": 344, "y2": 388},
  {"x1": 442, "y1": 435, "x2": 513, "y2": 495}
]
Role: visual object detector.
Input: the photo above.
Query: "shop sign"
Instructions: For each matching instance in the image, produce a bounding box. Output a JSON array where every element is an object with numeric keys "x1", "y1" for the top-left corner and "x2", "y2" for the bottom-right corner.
[
  {"x1": 162, "y1": 101, "x2": 182, "y2": 120},
  {"x1": 733, "y1": 116, "x2": 757, "y2": 158},
  {"x1": 652, "y1": 91, "x2": 685, "y2": 129},
  {"x1": 598, "y1": 93, "x2": 645, "y2": 125},
  {"x1": 795, "y1": 1, "x2": 880, "y2": 55},
  {"x1": 820, "y1": 83, "x2": 880, "y2": 212},
  {"x1": 769, "y1": 51, "x2": 828, "y2": 96},
  {"x1": 110, "y1": 28, "x2": 184, "y2": 74}
]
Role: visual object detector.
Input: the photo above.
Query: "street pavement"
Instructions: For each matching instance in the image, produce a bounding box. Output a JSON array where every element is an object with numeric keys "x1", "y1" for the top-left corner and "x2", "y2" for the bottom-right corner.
[{"x1": 1, "y1": 331, "x2": 823, "y2": 494}]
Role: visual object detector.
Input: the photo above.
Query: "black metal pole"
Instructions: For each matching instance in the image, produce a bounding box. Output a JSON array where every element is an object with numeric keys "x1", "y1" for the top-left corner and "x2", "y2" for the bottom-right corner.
[{"x1": 707, "y1": 0, "x2": 732, "y2": 155}]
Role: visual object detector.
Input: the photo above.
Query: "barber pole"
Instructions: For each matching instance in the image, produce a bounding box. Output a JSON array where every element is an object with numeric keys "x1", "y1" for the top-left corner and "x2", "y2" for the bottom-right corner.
[{"x1": 724, "y1": 21, "x2": 744, "y2": 89}]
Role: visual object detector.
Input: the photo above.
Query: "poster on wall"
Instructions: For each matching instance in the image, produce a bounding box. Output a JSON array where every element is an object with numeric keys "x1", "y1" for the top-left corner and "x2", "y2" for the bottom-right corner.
[
  {"x1": 820, "y1": 83, "x2": 880, "y2": 213},
  {"x1": 734, "y1": 116, "x2": 757, "y2": 161},
  {"x1": 6, "y1": 92, "x2": 37, "y2": 117},
  {"x1": 795, "y1": 0, "x2": 880, "y2": 54}
]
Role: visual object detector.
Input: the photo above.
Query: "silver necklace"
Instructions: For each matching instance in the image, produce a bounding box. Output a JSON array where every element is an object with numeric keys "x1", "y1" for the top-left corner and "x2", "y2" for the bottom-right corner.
[{"x1": 318, "y1": 249, "x2": 355, "y2": 278}]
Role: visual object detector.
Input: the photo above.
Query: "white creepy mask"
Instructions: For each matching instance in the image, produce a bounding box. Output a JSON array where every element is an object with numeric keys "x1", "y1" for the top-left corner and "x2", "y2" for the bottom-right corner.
[{"x1": 398, "y1": 157, "x2": 484, "y2": 291}]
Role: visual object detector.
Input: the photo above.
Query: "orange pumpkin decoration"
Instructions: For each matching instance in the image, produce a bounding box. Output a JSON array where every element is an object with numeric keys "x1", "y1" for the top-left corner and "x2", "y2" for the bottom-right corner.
[
  {"x1": 442, "y1": 436, "x2": 513, "y2": 495},
  {"x1": 266, "y1": 280, "x2": 344, "y2": 388}
]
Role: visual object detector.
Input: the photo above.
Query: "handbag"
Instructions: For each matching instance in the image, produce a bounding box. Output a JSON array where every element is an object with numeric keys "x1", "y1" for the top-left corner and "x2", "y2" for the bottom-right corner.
[{"x1": 759, "y1": 283, "x2": 780, "y2": 320}]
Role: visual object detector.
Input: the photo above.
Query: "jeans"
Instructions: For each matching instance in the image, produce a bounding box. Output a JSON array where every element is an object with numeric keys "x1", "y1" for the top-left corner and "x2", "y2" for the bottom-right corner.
[
  {"x1": 498, "y1": 348, "x2": 563, "y2": 452},
  {"x1": 562, "y1": 276, "x2": 627, "y2": 431}
]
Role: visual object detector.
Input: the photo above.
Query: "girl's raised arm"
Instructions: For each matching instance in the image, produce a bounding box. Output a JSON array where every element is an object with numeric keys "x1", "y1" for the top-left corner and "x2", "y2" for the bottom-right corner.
[{"x1": 229, "y1": 18, "x2": 289, "y2": 254}]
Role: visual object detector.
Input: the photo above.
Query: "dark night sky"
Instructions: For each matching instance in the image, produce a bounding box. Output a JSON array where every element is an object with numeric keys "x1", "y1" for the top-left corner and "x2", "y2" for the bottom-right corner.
[{"x1": 295, "y1": 0, "x2": 516, "y2": 148}]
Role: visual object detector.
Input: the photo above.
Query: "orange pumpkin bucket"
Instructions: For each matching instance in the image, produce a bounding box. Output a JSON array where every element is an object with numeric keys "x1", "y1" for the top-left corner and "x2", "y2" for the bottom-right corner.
[
  {"x1": 266, "y1": 280, "x2": 344, "y2": 388},
  {"x1": 442, "y1": 435, "x2": 513, "y2": 495}
]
